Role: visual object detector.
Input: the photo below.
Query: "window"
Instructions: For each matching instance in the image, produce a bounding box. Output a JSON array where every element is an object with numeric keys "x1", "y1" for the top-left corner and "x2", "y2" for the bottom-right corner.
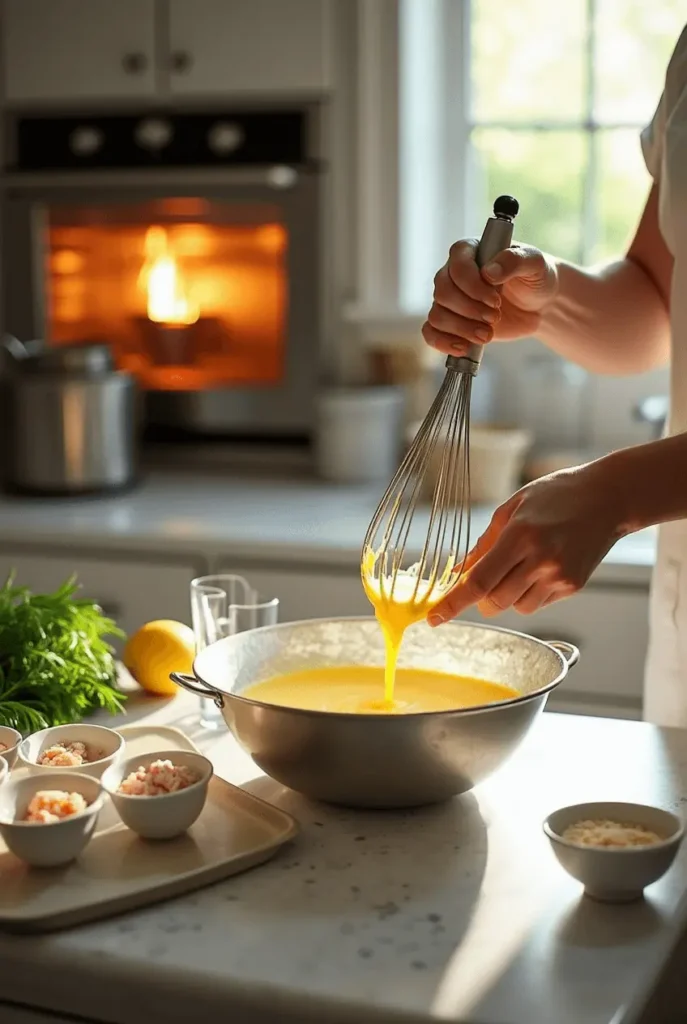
[{"x1": 399, "y1": 0, "x2": 683, "y2": 312}]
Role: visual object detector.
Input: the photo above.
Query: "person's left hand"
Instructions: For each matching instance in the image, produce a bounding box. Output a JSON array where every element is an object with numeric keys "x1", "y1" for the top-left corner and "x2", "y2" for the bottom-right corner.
[{"x1": 427, "y1": 462, "x2": 627, "y2": 623}]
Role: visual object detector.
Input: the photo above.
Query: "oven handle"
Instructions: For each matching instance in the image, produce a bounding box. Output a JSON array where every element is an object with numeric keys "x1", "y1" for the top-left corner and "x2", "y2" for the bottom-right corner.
[{"x1": 2, "y1": 166, "x2": 311, "y2": 193}]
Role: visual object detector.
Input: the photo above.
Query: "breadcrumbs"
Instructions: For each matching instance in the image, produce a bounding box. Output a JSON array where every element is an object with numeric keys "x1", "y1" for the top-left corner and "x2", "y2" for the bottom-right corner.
[
  {"x1": 562, "y1": 819, "x2": 663, "y2": 848},
  {"x1": 118, "y1": 759, "x2": 200, "y2": 797},
  {"x1": 24, "y1": 790, "x2": 88, "y2": 824}
]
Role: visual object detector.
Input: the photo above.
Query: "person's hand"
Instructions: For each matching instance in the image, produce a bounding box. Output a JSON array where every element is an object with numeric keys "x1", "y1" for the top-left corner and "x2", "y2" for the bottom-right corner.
[
  {"x1": 427, "y1": 463, "x2": 626, "y2": 623},
  {"x1": 422, "y1": 240, "x2": 559, "y2": 357}
]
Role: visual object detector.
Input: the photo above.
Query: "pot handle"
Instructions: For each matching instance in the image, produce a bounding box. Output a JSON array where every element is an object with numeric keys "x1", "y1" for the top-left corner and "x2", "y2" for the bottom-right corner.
[
  {"x1": 545, "y1": 640, "x2": 580, "y2": 669},
  {"x1": 170, "y1": 672, "x2": 225, "y2": 709}
]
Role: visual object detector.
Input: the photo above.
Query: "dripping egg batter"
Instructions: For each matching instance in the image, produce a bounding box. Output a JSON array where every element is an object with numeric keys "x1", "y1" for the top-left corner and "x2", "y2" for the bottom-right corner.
[{"x1": 361, "y1": 546, "x2": 462, "y2": 709}]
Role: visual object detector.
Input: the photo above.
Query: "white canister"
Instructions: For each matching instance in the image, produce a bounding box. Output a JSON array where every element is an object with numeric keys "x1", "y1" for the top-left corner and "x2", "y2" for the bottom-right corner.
[
  {"x1": 315, "y1": 386, "x2": 405, "y2": 483},
  {"x1": 469, "y1": 426, "x2": 532, "y2": 503},
  {"x1": 406, "y1": 421, "x2": 532, "y2": 504}
]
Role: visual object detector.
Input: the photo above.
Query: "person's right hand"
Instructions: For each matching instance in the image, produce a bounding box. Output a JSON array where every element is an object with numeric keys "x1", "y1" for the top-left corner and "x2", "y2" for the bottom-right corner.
[{"x1": 422, "y1": 239, "x2": 559, "y2": 357}]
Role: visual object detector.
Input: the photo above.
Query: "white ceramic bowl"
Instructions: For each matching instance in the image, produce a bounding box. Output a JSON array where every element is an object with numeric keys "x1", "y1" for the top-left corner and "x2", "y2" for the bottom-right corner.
[
  {"x1": 18, "y1": 723, "x2": 124, "y2": 778},
  {"x1": 0, "y1": 771, "x2": 104, "y2": 867},
  {"x1": 0, "y1": 758, "x2": 7, "y2": 787},
  {"x1": 0, "y1": 727, "x2": 22, "y2": 770},
  {"x1": 544, "y1": 801, "x2": 684, "y2": 902},
  {"x1": 101, "y1": 749, "x2": 212, "y2": 840}
]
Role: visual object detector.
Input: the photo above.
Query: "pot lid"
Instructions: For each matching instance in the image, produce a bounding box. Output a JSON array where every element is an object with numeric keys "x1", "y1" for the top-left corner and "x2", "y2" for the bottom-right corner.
[{"x1": 4, "y1": 337, "x2": 114, "y2": 375}]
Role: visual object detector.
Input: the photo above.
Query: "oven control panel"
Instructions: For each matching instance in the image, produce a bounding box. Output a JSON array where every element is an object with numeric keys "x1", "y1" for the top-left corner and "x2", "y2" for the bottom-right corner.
[{"x1": 10, "y1": 109, "x2": 308, "y2": 172}]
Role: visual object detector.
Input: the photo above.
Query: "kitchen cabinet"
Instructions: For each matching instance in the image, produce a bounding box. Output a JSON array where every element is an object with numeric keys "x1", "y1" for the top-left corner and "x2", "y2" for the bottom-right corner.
[
  {"x1": 1, "y1": 0, "x2": 157, "y2": 102},
  {"x1": 0, "y1": 548, "x2": 207, "y2": 649},
  {"x1": 167, "y1": 0, "x2": 332, "y2": 96},
  {"x1": 218, "y1": 560, "x2": 649, "y2": 711},
  {"x1": 461, "y1": 587, "x2": 649, "y2": 704},
  {"x1": 0, "y1": 0, "x2": 332, "y2": 105},
  {"x1": 220, "y1": 564, "x2": 371, "y2": 622}
]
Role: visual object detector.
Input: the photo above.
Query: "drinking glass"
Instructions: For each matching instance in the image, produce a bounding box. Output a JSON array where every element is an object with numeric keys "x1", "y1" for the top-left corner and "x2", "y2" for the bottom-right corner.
[{"x1": 190, "y1": 574, "x2": 279, "y2": 730}]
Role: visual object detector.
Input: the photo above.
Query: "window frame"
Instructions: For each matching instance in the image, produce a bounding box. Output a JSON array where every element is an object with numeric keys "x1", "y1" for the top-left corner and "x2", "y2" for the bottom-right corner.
[{"x1": 396, "y1": 0, "x2": 661, "y2": 314}]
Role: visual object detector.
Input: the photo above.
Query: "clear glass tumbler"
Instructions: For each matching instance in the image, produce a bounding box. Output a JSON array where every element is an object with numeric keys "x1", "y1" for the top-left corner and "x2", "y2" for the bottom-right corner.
[{"x1": 190, "y1": 574, "x2": 279, "y2": 730}]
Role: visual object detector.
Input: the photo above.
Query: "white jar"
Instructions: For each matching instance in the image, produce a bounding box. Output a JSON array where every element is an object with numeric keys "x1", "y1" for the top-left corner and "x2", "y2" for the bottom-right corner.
[
  {"x1": 315, "y1": 386, "x2": 405, "y2": 483},
  {"x1": 516, "y1": 355, "x2": 587, "y2": 452}
]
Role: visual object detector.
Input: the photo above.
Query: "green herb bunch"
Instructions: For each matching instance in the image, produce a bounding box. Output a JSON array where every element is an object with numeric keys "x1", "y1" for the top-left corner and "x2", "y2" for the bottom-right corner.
[{"x1": 0, "y1": 574, "x2": 126, "y2": 733}]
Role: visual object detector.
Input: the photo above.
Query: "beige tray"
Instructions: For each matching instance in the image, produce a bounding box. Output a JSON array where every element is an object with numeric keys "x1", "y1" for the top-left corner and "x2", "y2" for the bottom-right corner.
[{"x1": 0, "y1": 724, "x2": 298, "y2": 934}]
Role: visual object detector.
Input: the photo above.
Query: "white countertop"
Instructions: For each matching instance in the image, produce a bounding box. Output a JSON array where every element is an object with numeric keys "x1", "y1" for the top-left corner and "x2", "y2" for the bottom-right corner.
[
  {"x1": 0, "y1": 472, "x2": 656, "y2": 584},
  {"x1": 1, "y1": 691, "x2": 685, "y2": 1024}
]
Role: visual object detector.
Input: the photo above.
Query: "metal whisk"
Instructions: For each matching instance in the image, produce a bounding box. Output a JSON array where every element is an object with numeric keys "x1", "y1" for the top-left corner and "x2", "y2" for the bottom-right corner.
[{"x1": 362, "y1": 195, "x2": 519, "y2": 608}]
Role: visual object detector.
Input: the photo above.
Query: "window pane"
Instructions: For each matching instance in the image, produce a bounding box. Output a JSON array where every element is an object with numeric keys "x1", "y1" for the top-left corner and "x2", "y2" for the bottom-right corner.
[
  {"x1": 470, "y1": 0, "x2": 588, "y2": 123},
  {"x1": 593, "y1": 0, "x2": 684, "y2": 124},
  {"x1": 468, "y1": 130, "x2": 587, "y2": 263},
  {"x1": 594, "y1": 129, "x2": 652, "y2": 263}
]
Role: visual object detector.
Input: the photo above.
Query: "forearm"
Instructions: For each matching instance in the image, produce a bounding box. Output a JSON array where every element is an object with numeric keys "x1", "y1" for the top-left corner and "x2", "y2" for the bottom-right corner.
[
  {"x1": 596, "y1": 433, "x2": 687, "y2": 534},
  {"x1": 536, "y1": 257, "x2": 671, "y2": 375}
]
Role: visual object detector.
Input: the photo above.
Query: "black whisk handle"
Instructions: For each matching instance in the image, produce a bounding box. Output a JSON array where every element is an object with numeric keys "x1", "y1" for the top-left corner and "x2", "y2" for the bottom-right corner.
[{"x1": 476, "y1": 195, "x2": 518, "y2": 269}]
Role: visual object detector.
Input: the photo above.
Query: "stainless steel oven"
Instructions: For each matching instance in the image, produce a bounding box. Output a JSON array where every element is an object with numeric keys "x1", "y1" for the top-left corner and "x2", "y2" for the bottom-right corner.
[{"x1": 1, "y1": 106, "x2": 324, "y2": 439}]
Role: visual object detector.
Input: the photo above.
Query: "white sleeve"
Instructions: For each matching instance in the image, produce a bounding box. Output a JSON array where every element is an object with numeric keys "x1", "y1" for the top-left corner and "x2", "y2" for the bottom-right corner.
[
  {"x1": 640, "y1": 95, "x2": 665, "y2": 181},
  {"x1": 640, "y1": 24, "x2": 687, "y2": 182}
]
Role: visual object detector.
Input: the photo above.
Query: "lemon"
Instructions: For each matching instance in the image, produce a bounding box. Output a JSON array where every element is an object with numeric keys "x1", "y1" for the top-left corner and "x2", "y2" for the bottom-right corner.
[{"x1": 123, "y1": 619, "x2": 195, "y2": 696}]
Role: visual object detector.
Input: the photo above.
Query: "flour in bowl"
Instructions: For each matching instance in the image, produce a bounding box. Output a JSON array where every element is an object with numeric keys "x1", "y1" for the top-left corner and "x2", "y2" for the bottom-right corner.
[{"x1": 562, "y1": 819, "x2": 663, "y2": 848}]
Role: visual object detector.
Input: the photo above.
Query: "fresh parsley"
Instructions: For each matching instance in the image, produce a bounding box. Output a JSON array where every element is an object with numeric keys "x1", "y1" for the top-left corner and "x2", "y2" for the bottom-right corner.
[{"x1": 0, "y1": 574, "x2": 126, "y2": 732}]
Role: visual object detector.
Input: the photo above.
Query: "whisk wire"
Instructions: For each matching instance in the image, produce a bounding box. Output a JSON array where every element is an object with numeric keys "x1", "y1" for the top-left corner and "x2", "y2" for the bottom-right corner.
[
  {"x1": 362, "y1": 369, "x2": 474, "y2": 606},
  {"x1": 418, "y1": 373, "x2": 472, "y2": 593}
]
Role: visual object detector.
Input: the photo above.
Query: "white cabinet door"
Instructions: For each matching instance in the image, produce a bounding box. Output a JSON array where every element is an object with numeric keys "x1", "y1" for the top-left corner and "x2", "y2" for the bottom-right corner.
[
  {"x1": 2, "y1": 0, "x2": 157, "y2": 102},
  {"x1": 0, "y1": 549, "x2": 207, "y2": 651},
  {"x1": 168, "y1": 0, "x2": 331, "y2": 96}
]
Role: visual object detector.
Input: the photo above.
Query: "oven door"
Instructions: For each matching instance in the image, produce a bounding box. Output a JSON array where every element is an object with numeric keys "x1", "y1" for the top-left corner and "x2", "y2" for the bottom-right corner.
[{"x1": 1, "y1": 167, "x2": 322, "y2": 437}]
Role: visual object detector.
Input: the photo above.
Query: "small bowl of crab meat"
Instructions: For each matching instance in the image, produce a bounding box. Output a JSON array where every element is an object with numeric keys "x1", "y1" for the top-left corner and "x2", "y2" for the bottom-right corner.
[
  {"x1": 19, "y1": 724, "x2": 124, "y2": 779},
  {"x1": 0, "y1": 726, "x2": 22, "y2": 770},
  {"x1": 102, "y1": 750, "x2": 212, "y2": 840},
  {"x1": 0, "y1": 772, "x2": 104, "y2": 867}
]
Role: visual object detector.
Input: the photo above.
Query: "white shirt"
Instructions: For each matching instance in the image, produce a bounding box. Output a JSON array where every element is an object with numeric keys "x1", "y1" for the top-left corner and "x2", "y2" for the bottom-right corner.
[{"x1": 640, "y1": 25, "x2": 687, "y2": 724}]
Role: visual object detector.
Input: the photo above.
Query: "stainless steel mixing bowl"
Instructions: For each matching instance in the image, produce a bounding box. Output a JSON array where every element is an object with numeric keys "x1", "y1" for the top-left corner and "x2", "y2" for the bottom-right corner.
[{"x1": 172, "y1": 617, "x2": 578, "y2": 809}]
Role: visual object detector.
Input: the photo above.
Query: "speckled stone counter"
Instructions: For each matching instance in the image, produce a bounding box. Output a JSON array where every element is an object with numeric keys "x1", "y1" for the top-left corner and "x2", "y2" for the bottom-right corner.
[{"x1": 0, "y1": 690, "x2": 686, "y2": 1024}]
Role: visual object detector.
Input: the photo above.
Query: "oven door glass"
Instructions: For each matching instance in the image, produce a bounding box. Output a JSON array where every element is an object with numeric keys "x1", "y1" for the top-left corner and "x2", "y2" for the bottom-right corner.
[
  {"x1": 46, "y1": 197, "x2": 287, "y2": 392},
  {"x1": 3, "y1": 177, "x2": 320, "y2": 435}
]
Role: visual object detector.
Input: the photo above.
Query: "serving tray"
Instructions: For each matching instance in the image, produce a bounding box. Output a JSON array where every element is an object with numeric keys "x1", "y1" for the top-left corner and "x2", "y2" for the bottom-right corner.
[{"x1": 0, "y1": 724, "x2": 298, "y2": 933}]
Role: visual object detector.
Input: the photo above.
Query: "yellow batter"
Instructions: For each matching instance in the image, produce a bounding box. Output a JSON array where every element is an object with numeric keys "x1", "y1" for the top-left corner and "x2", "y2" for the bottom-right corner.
[
  {"x1": 243, "y1": 665, "x2": 518, "y2": 714},
  {"x1": 361, "y1": 546, "x2": 454, "y2": 705}
]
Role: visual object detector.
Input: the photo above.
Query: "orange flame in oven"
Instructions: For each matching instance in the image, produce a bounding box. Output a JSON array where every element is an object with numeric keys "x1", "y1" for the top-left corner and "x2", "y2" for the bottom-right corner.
[{"x1": 138, "y1": 226, "x2": 199, "y2": 326}]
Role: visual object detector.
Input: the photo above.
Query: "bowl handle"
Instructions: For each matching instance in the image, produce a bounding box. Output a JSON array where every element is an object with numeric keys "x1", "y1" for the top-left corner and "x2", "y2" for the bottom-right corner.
[
  {"x1": 170, "y1": 672, "x2": 225, "y2": 708},
  {"x1": 545, "y1": 640, "x2": 580, "y2": 669}
]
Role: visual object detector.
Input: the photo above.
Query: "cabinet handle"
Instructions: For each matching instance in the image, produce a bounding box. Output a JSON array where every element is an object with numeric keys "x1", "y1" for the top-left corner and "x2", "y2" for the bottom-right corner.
[
  {"x1": 170, "y1": 51, "x2": 193, "y2": 74},
  {"x1": 122, "y1": 52, "x2": 148, "y2": 75}
]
